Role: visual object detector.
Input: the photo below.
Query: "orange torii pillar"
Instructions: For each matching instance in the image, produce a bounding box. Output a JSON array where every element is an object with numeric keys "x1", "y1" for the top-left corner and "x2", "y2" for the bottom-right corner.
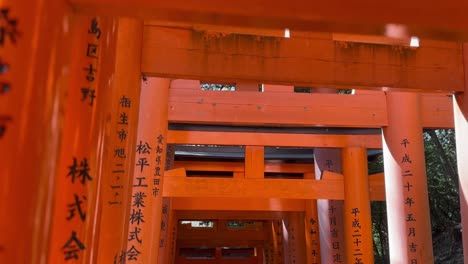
[
  {"x1": 342, "y1": 147, "x2": 374, "y2": 263},
  {"x1": 48, "y1": 16, "x2": 117, "y2": 263},
  {"x1": 454, "y1": 43, "x2": 468, "y2": 263},
  {"x1": 286, "y1": 212, "x2": 307, "y2": 263},
  {"x1": 126, "y1": 77, "x2": 170, "y2": 263},
  {"x1": 304, "y1": 198, "x2": 321, "y2": 264},
  {"x1": 383, "y1": 92, "x2": 433, "y2": 263},
  {"x1": 158, "y1": 145, "x2": 176, "y2": 263},
  {"x1": 264, "y1": 221, "x2": 275, "y2": 264},
  {"x1": 314, "y1": 148, "x2": 345, "y2": 263},
  {"x1": 273, "y1": 220, "x2": 285, "y2": 264},
  {"x1": 0, "y1": 0, "x2": 69, "y2": 262},
  {"x1": 95, "y1": 18, "x2": 143, "y2": 263}
]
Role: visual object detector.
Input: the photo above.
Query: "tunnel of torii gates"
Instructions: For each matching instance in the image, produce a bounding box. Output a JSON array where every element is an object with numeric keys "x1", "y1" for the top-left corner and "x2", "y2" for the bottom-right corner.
[{"x1": 7, "y1": 1, "x2": 468, "y2": 264}]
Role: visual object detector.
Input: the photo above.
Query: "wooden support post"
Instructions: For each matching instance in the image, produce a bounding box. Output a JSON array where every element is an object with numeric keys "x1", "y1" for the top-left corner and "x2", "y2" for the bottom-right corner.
[
  {"x1": 245, "y1": 146, "x2": 265, "y2": 178},
  {"x1": 287, "y1": 212, "x2": 307, "y2": 264},
  {"x1": 159, "y1": 145, "x2": 175, "y2": 263},
  {"x1": 383, "y1": 92, "x2": 433, "y2": 263},
  {"x1": 314, "y1": 148, "x2": 345, "y2": 263},
  {"x1": 454, "y1": 43, "x2": 468, "y2": 264},
  {"x1": 166, "y1": 206, "x2": 178, "y2": 264},
  {"x1": 95, "y1": 17, "x2": 143, "y2": 263},
  {"x1": 0, "y1": 0, "x2": 70, "y2": 262},
  {"x1": 48, "y1": 16, "x2": 116, "y2": 263},
  {"x1": 304, "y1": 167, "x2": 321, "y2": 264},
  {"x1": 273, "y1": 221, "x2": 285, "y2": 264},
  {"x1": 342, "y1": 147, "x2": 374, "y2": 264},
  {"x1": 281, "y1": 220, "x2": 290, "y2": 263},
  {"x1": 126, "y1": 77, "x2": 170, "y2": 263},
  {"x1": 305, "y1": 200, "x2": 321, "y2": 264}
]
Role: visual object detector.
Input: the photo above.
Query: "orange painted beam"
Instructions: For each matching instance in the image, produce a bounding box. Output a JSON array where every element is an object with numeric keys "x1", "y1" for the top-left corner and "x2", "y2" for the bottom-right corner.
[
  {"x1": 177, "y1": 240, "x2": 263, "y2": 248},
  {"x1": 168, "y1": 90, "x2": 387, "y2": 128},
  {"x1": 171, "y1": 198, "x2": 307, "y2": 211},
  {"x1": 142, "y1": 26, "x2": 463, "y2": 92},
  {"x1": 176, "y1": 211, "x2": 288, "y2": 220},
  {"x1": 168, "y1": 131, "x2": 382, "y2": 149},
  {"x1": 174, "y1": 161, "x2": 315, "y2": 174},
  {"x1": 163, "y1": 177, "x2": 385, "y2": 200},
  {"x1": 72, "y1": 0, "x2": 468, "y2": 40},
  {"x1": 177, "y1": 230, "x2": 266, "y2": 241},
  {"x1": 168, "y1": 88, "x2": 454, "y2": 128}
]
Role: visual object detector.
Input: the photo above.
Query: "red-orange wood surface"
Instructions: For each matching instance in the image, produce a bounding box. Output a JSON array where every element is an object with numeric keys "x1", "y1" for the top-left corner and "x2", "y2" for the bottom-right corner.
[
  {"x1": 0, "y1": 0, "x2": 71, "y2": 262},
  {"x1": 72, "y1": 0, "x2": 468, "y2": 39},
  {"x1": 171, "y1": 198, "x2": 307, "y2": 211},
  {"x1": 95, "y1": 18, "x2": 143, "y2": 263},
  {"x1": 168, "y1": 88, "x2": 454, "y2": 128},
  {"x1": 126, "y1": 77, "x2": 170, "y2": 262},
  {"x1": 174, "y1": 161, "x2": 315, "y2": 174},
  {"x1": 162, "y1": 177, "x2": 385, "y2": 200},
  {"x1": 176, "y1": 210, "x2": 288, "y2": 220},
  {"x1": 342, "y1": 147, "x2": 374, "y2": 264},
  {"x1": 245, "y1": 146, "x2": 265, "y2": 179},
  {"x1": 142, "y1": 26, "x2": 463, "y2": 91},
  {"x1": 48, "y1": 16, "x2": 115, "y2": 264},
  {"x1": 168, "y1": 131, "x2": 382, "y2": 148}
]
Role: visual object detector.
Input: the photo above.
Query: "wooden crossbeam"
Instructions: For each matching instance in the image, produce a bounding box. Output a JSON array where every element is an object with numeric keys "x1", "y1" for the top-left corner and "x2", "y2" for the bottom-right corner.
[
  {"x1": 171, "y1": 198, "x2": 307, "y2": 211},
  {"x1": 176, "y1": 210, "x2": 288, "y2": 220},
  {"x1": 142, "y1": 26, "x2": 463, "y2": 91},
  {"x1": 162, "y1": 177, "x2": 384, "y2": 201},
  {"x1": 168, "y1": 87, "x2": 454, "y2": 128},
  {"x1": 177, "y1": 229, "x2": 266, "y2": 241},
  {"x1": 72, "y1": 0, "x2": 468, "y2": 39},
  {"x1": 167, "y1": 131, "x2": 382, "y2": 148}
]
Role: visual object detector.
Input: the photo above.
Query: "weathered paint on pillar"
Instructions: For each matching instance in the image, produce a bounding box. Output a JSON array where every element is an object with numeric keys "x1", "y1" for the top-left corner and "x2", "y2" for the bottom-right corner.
[
  {"x1": 314, "y1": 148, "x2": 345, "y2": 264},
  {"x1": 48, "y1": 16, "x2": 115, "y2": 264},
  {"x1": 158, "y1": 145, "x2": 176, "y2": 263},
  {"x1": 95, "y1": 18, "x2": 143, "y2": 263},
  {"x1": 287, "y1": 212, "x2": 307, "y2": 264},
  {"x1": 383, "y1": 92, "x2": 433, "y2": 263},
  {"x1": 126, "y1": 77, "x2": 170, "y2": 262},
  {"x1": 0, "y1": 0, "x2": 70, "y2": 262},
  {"x1": 342, "y1": 147, "x2": 374, "y2": 264},
  {"x1": 454, "y1": 43, "x2": 468, "y2": 264}
]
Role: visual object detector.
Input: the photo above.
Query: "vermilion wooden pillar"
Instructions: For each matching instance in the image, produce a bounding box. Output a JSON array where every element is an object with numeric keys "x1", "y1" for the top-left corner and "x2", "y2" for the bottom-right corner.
[
  {"x1": 314, "y1": 148, "x2": 345, "y2": 263},
  {"x1": 383, "y1": 92, "x2": 433, "y2": 263},
  {"x1": 342, "y1": 147, "x2": 374, "y2": 264},
  {"x1": 287, "y1": 212, "x2": 307, "y2": 263},
  {"x1": 95, "y1": 18, "x2": 143, "y2": 263},
  {"x1": 48, "y1": 16, "x2": 115, "y2": 264},
  {"x1": 273, "y1": 220, "x2": 285, "y2": 264},
  {"x1": 159, "y1": 145, "x2": 176, "y2": 263},
  {"x1": 126, "y1": 77, "x2": 170, "y2": 263},
  {"x1": 304, "y1": 199, "x2": 321, "y2": 264},
  {"x1": 454, "y1": 43, "x2": 468, "y2": 263},
  {"x1": 0, "y1": 0, "x2": 70, "y2": 262}
]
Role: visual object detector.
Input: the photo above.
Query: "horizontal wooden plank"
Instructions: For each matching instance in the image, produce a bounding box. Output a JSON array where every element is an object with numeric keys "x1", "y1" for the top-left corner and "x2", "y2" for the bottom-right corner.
[
  {"x1": 168, "y1": 90, "x2": 387, "y2": 127},
  {"x1": 176, "y1": 210, "x2": 288, "y2": 220},
  {"x1": 174, "y1": 161, "x2": 315, "y2": 174},
  {"x1": 143, "y1": 26, "x2": 463, "y2": 92},
  {"x1": 163, "y1": 177, "x2": 384, "y2": 200},
  {"x1": 171, "y1": 198, "x2": 307, "y2": 211},
  {"x1": 167, "y1": 131, "x2": 382, "y2": 148},
  {"x1": 168, "y1": 88, "x2": 454, "y2": 128},
  {"x1": 73, "y1": 0, "x2": 468, "y2": 40}
]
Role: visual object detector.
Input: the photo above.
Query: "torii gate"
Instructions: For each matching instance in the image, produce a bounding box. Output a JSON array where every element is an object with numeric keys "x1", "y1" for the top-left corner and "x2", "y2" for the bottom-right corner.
[{"x1": 2, "y1": 0, "x2": 468, "y2": 264}]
